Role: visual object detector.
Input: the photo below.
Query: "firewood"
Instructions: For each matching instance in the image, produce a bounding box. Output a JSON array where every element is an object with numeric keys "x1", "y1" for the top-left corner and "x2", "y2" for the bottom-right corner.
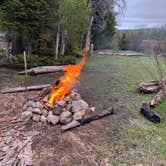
[
  {"x1": 61, "y1": 108, "x2": 114, "y2": 131},
  {"x1": 141, "y1": 102, "x2": 161, "y2": 123},
  {"x1": 137, "y1": 80, "x2": 163, "y2": 93},
  {"x1": 0, "y1": 84, "x2": 50, "y2": 94},
  {"x1": 18, "y1": 66, "x2": 64, "y2": 75},
  {"x1": 150, "y1": 89, "x2": 166, "y2": 107}
]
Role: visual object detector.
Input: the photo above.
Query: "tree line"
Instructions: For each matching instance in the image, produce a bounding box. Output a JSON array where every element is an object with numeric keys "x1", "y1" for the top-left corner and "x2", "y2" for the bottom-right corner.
[{"x1": 0, "y1": 0, "x2": 125, "y2": 61}]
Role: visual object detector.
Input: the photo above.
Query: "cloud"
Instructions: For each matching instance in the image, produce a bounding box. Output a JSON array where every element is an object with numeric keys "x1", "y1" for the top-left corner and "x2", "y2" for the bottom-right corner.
[{"x1": 117, "y1": 0, "x2": 166, "y2": 29}]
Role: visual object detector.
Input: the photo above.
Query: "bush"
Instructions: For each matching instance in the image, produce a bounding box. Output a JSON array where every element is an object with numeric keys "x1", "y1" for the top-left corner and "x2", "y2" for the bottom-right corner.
[{"x1": 9, "y1": 54, "x2": 78, "y2": 69}]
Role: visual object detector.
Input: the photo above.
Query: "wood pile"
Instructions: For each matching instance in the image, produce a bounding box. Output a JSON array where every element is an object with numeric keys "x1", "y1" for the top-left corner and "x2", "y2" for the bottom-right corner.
[{"x1": 137, "y1": 80, "x2": 166, "y2": 107}]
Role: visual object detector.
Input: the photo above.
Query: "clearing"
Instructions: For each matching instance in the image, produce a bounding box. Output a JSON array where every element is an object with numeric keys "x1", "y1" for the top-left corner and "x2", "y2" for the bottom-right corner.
[{"x1": 0, "y1": 54, "x2": 166, "y2": 166}]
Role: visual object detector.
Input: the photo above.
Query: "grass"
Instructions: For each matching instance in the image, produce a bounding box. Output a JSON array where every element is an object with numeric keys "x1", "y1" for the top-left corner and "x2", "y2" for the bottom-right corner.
[{"x1": 79, "y1": 55, "x2": 166, "y2": 165}]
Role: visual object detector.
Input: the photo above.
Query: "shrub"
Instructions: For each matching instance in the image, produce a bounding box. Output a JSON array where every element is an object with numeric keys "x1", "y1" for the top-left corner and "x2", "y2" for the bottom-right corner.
[{"x1": 9, "y1": 54, "x2": 78, "y2": 69}]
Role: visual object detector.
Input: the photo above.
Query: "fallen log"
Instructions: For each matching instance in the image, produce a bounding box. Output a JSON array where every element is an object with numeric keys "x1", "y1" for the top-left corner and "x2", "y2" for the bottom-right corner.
[
  {"x1": 137, "y1": 80, "x2": 163, "y2": 93},
  {"x1": 140, "y1": 102, "x2": 161, "y2": 123},
  {"x1": 0, "y1": 84, "x2": 50, "y2": 94},
  {"x1": 18, "y1": 66, "x2": 64, "y2": 75},
  {"x1": 61, "y1": 108, "x2": 114, "y2": 131},
  {"x1": 150, "y1": 89, "x2": 166, "y2": 107}
]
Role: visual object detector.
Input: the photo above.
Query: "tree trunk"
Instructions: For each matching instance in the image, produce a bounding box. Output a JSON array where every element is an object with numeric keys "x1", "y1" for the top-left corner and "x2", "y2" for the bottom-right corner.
[
  {"x1": 55, "y1": 24, "x2": 60, "y2": 59},
  {"x1": 15, "y1": 32, "x2": 24, "y2": 55},
  {"x1": 60, "y1": 31, "x2": 65, "y2": 55},
  {"x1": 84, "y1": 14, "x2": 94, "y2": 52}
]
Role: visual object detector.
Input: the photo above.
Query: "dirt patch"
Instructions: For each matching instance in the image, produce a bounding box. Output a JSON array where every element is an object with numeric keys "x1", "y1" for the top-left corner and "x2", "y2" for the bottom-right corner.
[{"x1": 0, "y1": 91, "x2": 130, "y2": 166}]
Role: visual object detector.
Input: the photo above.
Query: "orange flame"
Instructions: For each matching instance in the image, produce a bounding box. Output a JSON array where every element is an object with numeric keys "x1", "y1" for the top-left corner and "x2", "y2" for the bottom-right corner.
[{"x1": 48, "y1": 56, "x2": 86, "y2": 105}]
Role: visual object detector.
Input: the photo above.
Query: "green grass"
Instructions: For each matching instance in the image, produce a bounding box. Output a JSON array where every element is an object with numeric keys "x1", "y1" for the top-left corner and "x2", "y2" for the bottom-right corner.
[{"x1": 79, "y1": 55, "x2": 166, "y2": 165}]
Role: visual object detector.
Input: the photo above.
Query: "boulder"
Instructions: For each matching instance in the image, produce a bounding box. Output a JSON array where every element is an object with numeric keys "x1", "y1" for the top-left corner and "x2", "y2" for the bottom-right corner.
[
  {"x1": 32, "y1": 108, "x2": 42, "y2": 115},
  {"x1": 70, "y1": 91, "x2": 81, "y2": 100},
  {"x1": 47, "y1": 111, "x2": 59, "y2": 125},
  {"x1": 32, "y1": 114, "x2": 40, "y2": 122},
  {"x1": 21, "y1": 111, "x2": 32, "y2": 121},
  {"x1": 73, "y1": 110, "x2": 85, "y2": 120},
  {"x1": 44, "y1": 103, "x2": 54, "y2": 110},
  {"x1": 23, "y1": 103, "x2": 28, "y2": 111},
  {"x1": 71, "y1": 99, "x2": 89, "y2": 113},
  {"x1": 60, "y1": 111, "x2": 73, "y2": 124}
]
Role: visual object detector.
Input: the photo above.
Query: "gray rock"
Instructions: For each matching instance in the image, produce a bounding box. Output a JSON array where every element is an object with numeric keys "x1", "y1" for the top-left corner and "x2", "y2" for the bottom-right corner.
[
  {"x1": 64, "y1": 96, "x2": 70, "y2": 102},
  {"x1": 42, "y1": 109, "x2": 49, "y2": 117},
  {"x1": 23, "y1": 103, "x2": 28, "y2": 111},
  {"x1": 66, "y1": 104, "x2": 72, "y2": 111},
  {"x1": 47, "y1": 111, "x2": 59, "y2": 125},
  {"x1": 44, "y1": 103, "x2": 54, "y2": 110},
  {"x1": 73, "y1": 110, "x2": 85, "y2": 120},
  {"x1": 56, "y1": 100, "x2": 66, "y2": 107},
  {"x1": 27, "y1": 107, "x2": 34, "y2": 112},
  {"x1": 70, "y1": 91, "x2": 81, "y2": 100},
  {"x1": 60, "y1": 111, "x2": 73, "y2": 124},
  {"x1": 27, "y1": 101, "x2": 36, "y2": 108},
  {"x1": 71, "y1": 99, "x2": 89, "y2": 113},
  {"x1": 32, "y1": 108, "x2": 42, "y2": 115},
  {"x1": 32, "y1": 114, "x2": 40, "y2": 122},
  {"x1": 21, "y1": 111, "x2": 32, "y2": 121},
  {"x1": 36, "y1": 101, "x2": 43, "y2": 109},
  {"x1": 53, "y1": 106, "x2": 62, "y2": 115},
  {"x1": 40, "y1": 115, "x2": 47, "y2": 123}
]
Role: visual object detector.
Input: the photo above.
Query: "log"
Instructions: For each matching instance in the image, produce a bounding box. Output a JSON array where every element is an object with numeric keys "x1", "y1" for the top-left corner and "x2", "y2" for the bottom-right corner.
[
  {"x1": 61, "y1": 108, "x2": 114, "y2": 131},
  {"x1": 18, "y1": 66, "x2": 64, "y2": 75},
  {"x1": 0, "y1": 84, "x2": 50, "y2": 94},
  {"x1": 140, "y1": 102, "x2": 161, "y2": 123},
  {"x1": 137, "y1": 80, "x2": 163, "y2": 93},
  {"x1": 150, "y1": 89, "x2": 166, "y2": 107}
]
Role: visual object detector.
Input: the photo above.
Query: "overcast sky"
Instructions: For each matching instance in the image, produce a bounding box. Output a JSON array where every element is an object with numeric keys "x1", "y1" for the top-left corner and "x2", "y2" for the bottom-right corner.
[{"x1": 117, "y1": 0, "x2": 166, "y2": 29}]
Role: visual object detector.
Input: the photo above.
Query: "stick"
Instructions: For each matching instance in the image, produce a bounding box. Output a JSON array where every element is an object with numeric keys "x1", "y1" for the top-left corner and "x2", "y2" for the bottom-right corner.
[
  {"x1": 61, "y1": 108, "x2": 114, "y2": 131},
  {"x1": 23, "y1": 51, "x2": 28, "y2": 97}
]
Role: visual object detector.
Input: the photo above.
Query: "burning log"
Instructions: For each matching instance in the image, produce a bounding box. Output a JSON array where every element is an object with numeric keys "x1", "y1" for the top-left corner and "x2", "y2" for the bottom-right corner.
[
  {"x1": 18, "y1": 66, "x2": 64, "y2": 75},
  {"x1": 150, "y1": 89, "x2": 166, "y2": 107},
  {"x1": 0, "y1": 84, "x2": 50, "y2": 94},
  {"x1": 137, "y1": 80, "x2": 164, "y2": 93},
  {"x1": 140, "y1": 102, "x2": 161, "y2": 123},
  {"x1": 61, "y1": 108, "x2": 114, "y2": 131}
]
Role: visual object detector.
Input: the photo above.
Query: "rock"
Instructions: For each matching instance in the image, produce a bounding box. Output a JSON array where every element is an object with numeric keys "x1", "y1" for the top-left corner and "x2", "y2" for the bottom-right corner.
[
  {"x1": 32, "y1": 108, "x2": 42, "y2": 115},
  {"x1": 89, "y1": 106, "x2": 96, "y2": 112},
  {"x1": 44, "y1": 103, "x2": 54, "y2": 110},
  {"x1": 40, "y1": 115, "x2": 47, "y2": 123},
  {"x1": 71, "y1": 99, "x2": 89, "y2": 113},
  {"x1": 27, "y1": 101, "x2": 36, "y2": 108},
  {"x1": 32, "y1": 114, "x2": 40, "y2": 122},
  {"x1": 47, "y1": 111, "x2": 59, "y2": 125},
  {"x1": 60, "y1": 111, "x2": 73, "y2": 124},
  {"x1": 27, "y1": 107, "x2": 34, "y2": 112},
  {"x1": 64, "y1": 96, "x2": 70, "y2": 102},
  {"x1": 73, "y1": 110, "x2": 86, "y2": 120},
  {"x1": 56, "y1": 100, "x2": 66, "y2": 107},
  {"x1": 66, "y1": 104, "x2": 72, "y2": 111},
  {"x1": 42, "y1": 109, "x2": 49, "y2": 117},
  {"x1": 23, "y1": 103, "x2": 28, "y2": 111},
  {"x1": 21, "y1": 111, "x2": 32, "y2": 121},
  {"x1": 134, "y1": 164, "x2": 143, "y2": 166},
  {"x1": 70, "y1": 91, "x2": 81, "y2": 100},
  {"x1": 53, "y1": 106, "x2": 62, "y2": 115},
  {"x1": 36, "y1": 101, "x2": 43, "y2": 109}
]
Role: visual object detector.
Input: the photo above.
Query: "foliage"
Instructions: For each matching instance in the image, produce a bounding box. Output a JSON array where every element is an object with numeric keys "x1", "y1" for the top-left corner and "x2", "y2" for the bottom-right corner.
[
  {"x1": 9, "y1": 54, "x2": 78, "y2": 69},
  {"x1": 58, "y1": 0, "x2": 90, "y2": 48},
  {"x1": 119, "y1": 33, "x2": 128, "y2": 50}
]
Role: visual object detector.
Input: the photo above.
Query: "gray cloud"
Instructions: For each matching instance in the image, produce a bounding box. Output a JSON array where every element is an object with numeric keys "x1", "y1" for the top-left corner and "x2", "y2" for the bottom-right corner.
[{"x1": 117, "y1": 0, "x2": 166, "y2": 29}]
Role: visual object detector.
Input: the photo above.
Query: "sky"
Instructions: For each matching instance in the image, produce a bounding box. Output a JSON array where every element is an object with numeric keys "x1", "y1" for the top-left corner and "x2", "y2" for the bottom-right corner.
[{"x1": 117, "y1": 0, "x2": 166, "y2": 30}]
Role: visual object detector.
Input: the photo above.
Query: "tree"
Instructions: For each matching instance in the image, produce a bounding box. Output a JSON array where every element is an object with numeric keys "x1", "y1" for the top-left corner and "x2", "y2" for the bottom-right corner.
[{"x1": 0, "y1": 0, "x2": 50, "y2": 55}]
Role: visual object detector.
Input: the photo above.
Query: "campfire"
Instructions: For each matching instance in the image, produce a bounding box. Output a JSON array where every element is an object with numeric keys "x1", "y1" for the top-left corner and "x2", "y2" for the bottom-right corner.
[{"x1": 20, "y1": 56, "x2": 93, "y2": 127}]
